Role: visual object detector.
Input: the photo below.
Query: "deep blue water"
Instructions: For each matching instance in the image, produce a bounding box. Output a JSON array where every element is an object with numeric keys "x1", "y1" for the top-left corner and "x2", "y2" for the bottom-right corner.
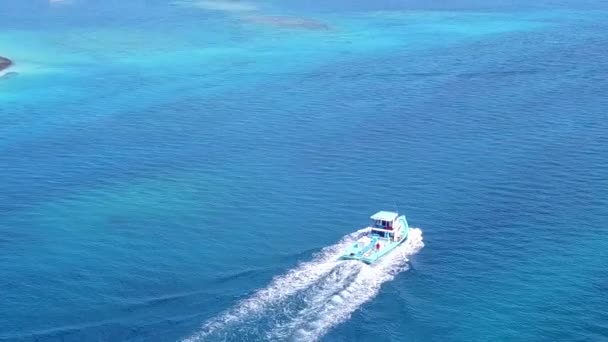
[{"x1": 1, "y1": 1, "x2": 607, "y2": 341}]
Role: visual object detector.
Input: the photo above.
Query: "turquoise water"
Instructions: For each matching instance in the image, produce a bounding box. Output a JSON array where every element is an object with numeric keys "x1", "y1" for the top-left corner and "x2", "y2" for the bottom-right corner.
[{"x1": 1, "y1": 1, "x2": 607, "y2": 341}]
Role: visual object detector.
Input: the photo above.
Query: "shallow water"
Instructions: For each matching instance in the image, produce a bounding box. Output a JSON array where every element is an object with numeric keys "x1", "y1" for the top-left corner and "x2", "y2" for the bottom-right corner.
[{"x1": 1, "y1": 1, "x2": 607, "y2": 341}]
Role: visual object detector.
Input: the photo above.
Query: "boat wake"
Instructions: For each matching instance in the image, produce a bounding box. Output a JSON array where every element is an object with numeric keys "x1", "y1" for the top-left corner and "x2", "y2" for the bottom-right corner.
[{"x1": 183, "y1": 228, "x2": 424, "y2": 342}]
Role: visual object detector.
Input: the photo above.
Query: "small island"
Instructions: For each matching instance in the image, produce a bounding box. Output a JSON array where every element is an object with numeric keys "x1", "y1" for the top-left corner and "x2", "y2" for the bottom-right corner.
[{"x1": 0, "y1": 56, "x2": 13, "y2": 72}]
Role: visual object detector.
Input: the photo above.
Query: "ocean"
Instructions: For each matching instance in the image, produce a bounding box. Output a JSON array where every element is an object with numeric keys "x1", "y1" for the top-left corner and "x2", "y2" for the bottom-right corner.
[{"x1": 1, "y1": 0, "x2": 607, "y2": 341}]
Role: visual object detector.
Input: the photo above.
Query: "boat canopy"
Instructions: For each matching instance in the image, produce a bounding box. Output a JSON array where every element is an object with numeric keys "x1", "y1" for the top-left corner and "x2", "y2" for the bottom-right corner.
[{"x1": 370, "y1": 211, "x2": 398, "y2": 222}]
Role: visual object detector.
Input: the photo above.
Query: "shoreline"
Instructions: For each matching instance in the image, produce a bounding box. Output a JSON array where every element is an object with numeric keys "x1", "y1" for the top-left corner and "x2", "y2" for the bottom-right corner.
[{"x1": 0, "y1": 56, "x2": 13, "y2": 72}]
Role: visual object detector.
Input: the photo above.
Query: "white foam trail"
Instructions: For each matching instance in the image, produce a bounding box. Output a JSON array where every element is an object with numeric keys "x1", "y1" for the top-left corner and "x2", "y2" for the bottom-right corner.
[
  {"x1": 268, "y1": 228, "x2": 424, "y2": 341},
  {"x1": 183, "y1": 228, "x2": 369, "y2": 342}
]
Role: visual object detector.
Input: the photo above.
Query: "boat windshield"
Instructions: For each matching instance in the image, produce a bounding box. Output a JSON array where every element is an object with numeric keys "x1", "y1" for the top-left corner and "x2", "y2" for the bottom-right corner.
[{"x1": 373, "y1": 220, "x2": 393, "y2": 230}]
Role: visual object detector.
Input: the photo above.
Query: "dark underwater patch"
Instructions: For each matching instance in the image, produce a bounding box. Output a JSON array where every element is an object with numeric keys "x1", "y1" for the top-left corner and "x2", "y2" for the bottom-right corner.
[
  {"x1": 242, "y1": 15, "x2": 330, "y2": 30},
  {"x1": 0, "y1": 56, "x2": 12, "y2": 72}
]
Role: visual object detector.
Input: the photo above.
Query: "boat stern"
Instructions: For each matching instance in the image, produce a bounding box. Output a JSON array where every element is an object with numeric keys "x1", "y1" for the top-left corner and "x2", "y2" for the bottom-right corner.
[
  {"x1": 340, "y1": 235, "x2": 375, "y2": 263},
  {"x1": 340, "y1": 251, "x2": 375, "y2": 264}
]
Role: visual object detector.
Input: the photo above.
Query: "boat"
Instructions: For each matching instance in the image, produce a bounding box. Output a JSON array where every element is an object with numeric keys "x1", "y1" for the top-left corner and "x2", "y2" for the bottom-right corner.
[{"x1": 340, "y1": 211, "x2": 410, "y2": 264}]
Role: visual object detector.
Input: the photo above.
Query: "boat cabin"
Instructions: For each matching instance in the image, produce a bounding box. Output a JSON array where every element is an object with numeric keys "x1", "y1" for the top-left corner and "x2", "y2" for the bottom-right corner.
[{"x1": 369, "y1": 211, "x2": 400, "y2": 240}]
